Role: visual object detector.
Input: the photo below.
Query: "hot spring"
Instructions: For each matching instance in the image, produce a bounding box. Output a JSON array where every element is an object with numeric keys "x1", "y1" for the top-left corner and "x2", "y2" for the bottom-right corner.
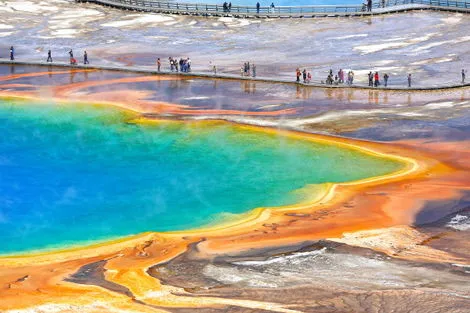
[{"x1": 0, "y1": 99, "x2": 404, "y2": 255}]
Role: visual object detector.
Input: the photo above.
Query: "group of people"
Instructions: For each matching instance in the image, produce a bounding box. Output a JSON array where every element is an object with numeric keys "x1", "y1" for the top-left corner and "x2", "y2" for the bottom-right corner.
[
  {"x1": 222, "y1": 2, "x2": 232, "y2": 12},
  {"x1": 8, "y1": 46, "x2": 90, "y2": 65},
  {"x1": 167, "y1": 57, "x2": 192, "y2": 72},
  {"x1": 242, "y1": 62, "x2": 256, "y2": 77},
  {"x1": 362, "y1": 0, "x2": 373, "y2": 12},
  {"x1": 325, "y1": 69, "x2": 349, "y2": 85},
  {"x1": 325, "y1": 69, "x2": 355, "y2": 85},
  {"x1": 362, "y1": 0, "x2": 388, "y2": 12},
  {"x1": 368, "y1": 71, "x2": 389, "y2": 87},
  {"x1": 293, "y1": 67, "x2": 463, "y2": 88},
  {"x1": 66, "y1": 49, "x2": 89, "y2": 65},
  {"x1": 296, "y1": 68, "x2": 312, "y2": 83},
  {"x1": 4, "y1": 47, "x2": 468, "y2": 87}
]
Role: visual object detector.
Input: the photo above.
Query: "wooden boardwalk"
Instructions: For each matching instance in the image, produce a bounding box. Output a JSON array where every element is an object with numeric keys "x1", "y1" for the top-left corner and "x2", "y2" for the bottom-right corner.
[
  {"x1": 1, "y1": 60, "x2": 469, "y2": 91},
  {"x1": 76, "y1": 0, "x2": 470, "y2": 17}
]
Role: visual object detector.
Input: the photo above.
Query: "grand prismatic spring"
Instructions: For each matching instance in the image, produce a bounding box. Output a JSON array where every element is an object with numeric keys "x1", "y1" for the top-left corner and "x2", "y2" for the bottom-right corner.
[{"x1": 1, "y1": 0, "x2": 470, "y2": 312}]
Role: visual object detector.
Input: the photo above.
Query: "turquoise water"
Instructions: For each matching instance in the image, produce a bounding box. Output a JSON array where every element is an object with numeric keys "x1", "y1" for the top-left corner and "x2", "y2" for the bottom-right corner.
[{"x1": 0, "y1": 99, "x2": 402, "y2": 255}]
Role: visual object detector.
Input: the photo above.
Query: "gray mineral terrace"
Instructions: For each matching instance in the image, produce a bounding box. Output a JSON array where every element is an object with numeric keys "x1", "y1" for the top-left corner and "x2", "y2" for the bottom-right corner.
[
  {"x1": 75, "y1": 0, "x2": 470, "y2": 17},
  {"x1": 0, "y1": 0, "x2": 469, "y2": 87}
]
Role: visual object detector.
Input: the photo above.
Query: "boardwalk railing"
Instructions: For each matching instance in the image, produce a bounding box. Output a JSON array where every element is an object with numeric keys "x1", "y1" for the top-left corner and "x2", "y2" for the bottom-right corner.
[{"x1": 77, "y1": 0, "x2": 470, "y2": 16}]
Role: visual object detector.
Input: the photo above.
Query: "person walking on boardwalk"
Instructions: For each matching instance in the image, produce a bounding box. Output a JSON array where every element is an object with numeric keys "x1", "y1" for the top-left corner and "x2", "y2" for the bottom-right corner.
[
  {"x1": 252, "y1": 63, "x2": 256, "y2": 77},
  {"x1": 84, "y1": 51, "x2": 89, "y2": 64},
  {"x1": 302, "y1": 69, "x2": 307, "y2": 83},
  {"x1": 229, "y1": 2, "x2": 232, "y2": 12},
  {"x1": 256, "y1": 2, "x2": 260, "y2": 14},
  {"x1": 270, "y1": 2, "x2": 275, "y2": 13},
  {"x1": 407, "y1": 73, "x2": 412, "y2": 87},
  {"x1": 296, "y1": 68, "x2": 301, "y2": 83},
  {"x1": 47, "y1": 50, "x2": 52, "y2": 62},
  {"x1": 157, "y1": 58, "x2": 161, "y2": 71},
  {"x1": 69, "y1": 49, "x2": 77, "y2": 65},
  {"x1": 367, "y1": 0, "x2": 372, "y2": 11},
  {"x1": 462, "y1": 69, "x2": 466, "y2": 84},
  {"x1": 338, "y1": 69, "x2": 344, "y2": 83},
  {"x1": 383, "y1": 73, "x2": 389, "y2": 87},
  {"x1": 374, "y1": 71, "x2": 379, "y2": 87},
  {"x1": 9, "y1": 46, "x2": 14, "y2": 60},
  {"x1": 368, "y1": 71, "x2": 373, "y2": 86}
]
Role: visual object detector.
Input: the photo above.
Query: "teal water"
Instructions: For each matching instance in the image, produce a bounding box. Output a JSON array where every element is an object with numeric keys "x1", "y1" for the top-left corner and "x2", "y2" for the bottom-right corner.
[{"x1": 0, "y1": 99, "x2": 403, "y2": 255}]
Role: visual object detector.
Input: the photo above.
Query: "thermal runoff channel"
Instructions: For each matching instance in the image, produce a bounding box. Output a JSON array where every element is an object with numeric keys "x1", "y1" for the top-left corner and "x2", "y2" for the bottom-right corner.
[{"x1": 0, "y1": 99, "x2": 403, "y2": 255}]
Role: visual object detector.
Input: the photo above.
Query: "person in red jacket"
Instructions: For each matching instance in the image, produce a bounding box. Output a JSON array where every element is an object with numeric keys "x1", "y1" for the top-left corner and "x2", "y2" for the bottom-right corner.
[{"x1": 374, "y1": 71, "x2": 380, "y2": 87}]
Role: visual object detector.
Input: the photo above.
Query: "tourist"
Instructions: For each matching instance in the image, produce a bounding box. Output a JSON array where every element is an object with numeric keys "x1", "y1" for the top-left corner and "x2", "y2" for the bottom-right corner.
[
  {"x1": 307, "y1": 72, "x2": 311, "y2": 83},
  {"x1": 367, "y1": 0, "x2": 372, "y2": 11},
  {"x1": 187, "y1": 57, "x2": 191, "y2": 72},
  {"x1": 374, "y1": 71, "x2": 379, "y2": 87},
  {"x1": 252, "y1": 64, "x2": 256, "y2": 77},
  {"x1": 338, "y1": 69, "x2": 344, "y2": 84},
  {"x1": 229, "y1": 2, "x2": 232, "y2": 11},
  {"x1": 296, "y1": 68, "x2": 301, "y2": 82},
  {"x1": 368, "y1": 71, "x2": 373, "y2": 86},
  {"x1": 68, "y1": 49, "x2": 77, "y2": 65},
  {"x1": 347, "y1": 70, "x2": 354, "y2": 85},
  {"x1": 84, "y1": 51, "x2": 89, "y2": 64},
  {"x1": 157, "y1": 58, "x2": 161, "y2": 71},
  {"x1": 383, "y1": 73, "x2": 389, "y2": 87},
  {"x1": 302, "y1": 69, "x2": 307, "y2": 83},
  {"x1": 47, "y1": 50, "x2": 52, "y2": 62},
  {"x1": 408, "y1": 73, "x2": 412, "y2": 87},
  {"x1": 223, "y1": 1, "x2": 228, "y2": 12},
  {"x1": 334, "y1": 75, "x2": 339, "y2": 85},
  {"x1": 69, "y1": 49, "x2": 74, "y2": 64},
  {"x1": 462, "y1": 69, "x2": 466, "y2": 84},
  {"x1": 362, "y1": 1, "x2": 367, "y2": 12},
  {"x1": 213, "y1": 64, "x2": 217, "y2": 75},
  {"x1": 10, "y1": 46, "x2": 14, "y2": 60},
  {"x1": 327, "y1": 74, "x2": 333, "y2": 85},
  {"x1": 270, "y1": 2, "x2": 275, "y2": 13},
  {"x1": 256, "y1": 2, "x2": 260, "y2": 14}
]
